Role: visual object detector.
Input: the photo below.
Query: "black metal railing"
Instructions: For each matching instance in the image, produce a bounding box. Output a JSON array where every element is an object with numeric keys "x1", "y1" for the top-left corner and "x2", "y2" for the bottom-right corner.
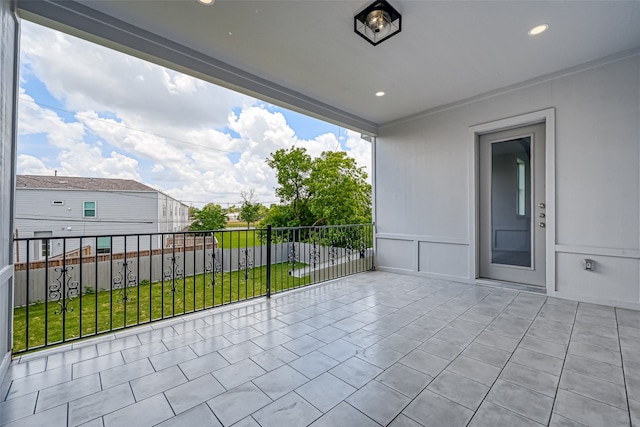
[{"x1": 12, "y1": 224, "x2": 374, "y2": 354}]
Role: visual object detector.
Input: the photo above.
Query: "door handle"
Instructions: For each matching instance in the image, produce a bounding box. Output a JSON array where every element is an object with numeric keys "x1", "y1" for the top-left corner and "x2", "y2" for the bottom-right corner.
[{"x1": 539, "y1": 222, "x2": 546, "y2": 228}]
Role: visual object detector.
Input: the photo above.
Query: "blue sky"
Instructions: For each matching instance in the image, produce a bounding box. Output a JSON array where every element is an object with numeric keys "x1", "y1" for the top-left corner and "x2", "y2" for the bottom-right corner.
[{"x1": 17, "y1": 20, "x2": 370, "y2": 207}]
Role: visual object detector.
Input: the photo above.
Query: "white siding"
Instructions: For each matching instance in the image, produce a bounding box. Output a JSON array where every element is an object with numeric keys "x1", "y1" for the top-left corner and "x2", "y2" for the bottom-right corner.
[
  {"x1": 15, "y1": 188, "x2": 160, "y2": 259},
  {"x1": 376, "y1": 53, "x2": 640, "y2": 308},
  {"x1": 15, "y1": 188, "x2": 190, "y2": 261},
  {"x1": 157, "y1": 193, "x2": 190, "y2": 233}
]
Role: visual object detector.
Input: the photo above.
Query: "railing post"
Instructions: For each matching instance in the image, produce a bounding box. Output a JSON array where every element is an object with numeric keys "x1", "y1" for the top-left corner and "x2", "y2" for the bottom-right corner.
[{"x1": 266, "y1": 224, "x2": 272, "y2": 298}]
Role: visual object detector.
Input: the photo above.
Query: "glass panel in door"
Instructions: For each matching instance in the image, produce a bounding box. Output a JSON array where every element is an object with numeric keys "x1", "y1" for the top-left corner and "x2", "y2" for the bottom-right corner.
[{"x1": 491, "y1": 137, "x2": 531, "y2": 267}]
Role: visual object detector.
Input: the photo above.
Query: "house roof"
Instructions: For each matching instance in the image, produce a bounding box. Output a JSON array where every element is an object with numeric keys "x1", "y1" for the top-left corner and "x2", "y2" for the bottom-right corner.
[
  {"x1": 17, "y1": 1, "x2": 640, "y2": 134},
  {"x1": 16, "y1": 175, "x2": 158, "y2": 192}
]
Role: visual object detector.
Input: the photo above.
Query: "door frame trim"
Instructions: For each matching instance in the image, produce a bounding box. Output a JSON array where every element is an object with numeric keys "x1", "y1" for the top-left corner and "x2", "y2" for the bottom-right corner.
[{"x1": 469, "y1": 108, "x2": 556, "y2": 296}]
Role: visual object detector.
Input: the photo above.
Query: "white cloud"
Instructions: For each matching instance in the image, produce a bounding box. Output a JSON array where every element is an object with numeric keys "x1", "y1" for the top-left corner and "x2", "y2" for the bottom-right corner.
[
  {"x1": 77, "y1": 110, "x2": 189, "y2": 166},
  {"x1": 345, "y1": 129, "x2": 372, "y2": 182},
  {"x1": 17, "y1": 155, "x2": 55, "y2": 176},
  {"x1": 59, "y1": 149, "x2": 142, "y2": 181},
  {"x1": 18, "y1": 90, "x2": 85, "y2": 149},
  {"x1": 18, "y1": 91, "x2": 142, "y2": 180},
  {"x1": 228, "y1": 107, "x2": 293, "y2": 154},
  {"x1": 20, "y1": 21, "x2": 251, "y2": 130},
  {"x1": 300, "y1": 133, "x2": 340, "y2": 159}
]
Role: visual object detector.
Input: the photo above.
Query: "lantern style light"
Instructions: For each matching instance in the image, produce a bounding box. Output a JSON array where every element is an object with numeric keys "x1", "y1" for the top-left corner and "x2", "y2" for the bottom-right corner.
[{"x1": 354, "y1": 0, "x2": 402, "y2": 46}]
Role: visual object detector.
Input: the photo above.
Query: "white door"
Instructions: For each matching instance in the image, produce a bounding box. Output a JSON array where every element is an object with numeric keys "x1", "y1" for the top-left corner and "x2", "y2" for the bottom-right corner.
[{"x1": 479, "y1": 123, "x2": 546, "y2": 286}]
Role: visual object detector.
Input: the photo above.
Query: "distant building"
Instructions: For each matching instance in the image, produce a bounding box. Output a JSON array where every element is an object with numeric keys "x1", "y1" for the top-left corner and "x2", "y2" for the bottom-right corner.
[
  {"x1": 14, "y1": 175, "x2": 189, "y2": 261},
  {"x1": 226, "y1": 212, "x2": 240, "y2": 222}
]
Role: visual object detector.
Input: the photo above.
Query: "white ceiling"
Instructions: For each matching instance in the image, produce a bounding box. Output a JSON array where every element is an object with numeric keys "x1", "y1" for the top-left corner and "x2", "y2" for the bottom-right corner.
[{"x1": 18, "y1": 0, "x2": 640, "y2": 131}]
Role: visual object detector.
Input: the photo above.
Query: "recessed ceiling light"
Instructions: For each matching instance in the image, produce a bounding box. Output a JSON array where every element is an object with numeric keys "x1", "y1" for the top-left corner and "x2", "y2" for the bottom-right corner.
[
  {"x1": 528, "y1": 24, "x2": 549, "y2": 36},
  {"x1": 198, "y1": 0, "x2": 214, "y2": 5},
  {"x1": 375, "y1": 91, "x2": 386, "y2": 97}
]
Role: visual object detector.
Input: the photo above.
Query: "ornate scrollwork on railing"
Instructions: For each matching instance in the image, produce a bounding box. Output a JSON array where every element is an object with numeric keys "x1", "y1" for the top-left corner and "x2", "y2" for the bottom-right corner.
[
  {"x1": 288, "y1": 242, "x2": 299, "y2": 274},
  {"x1": 163, "y1": 255, "x2": 183, "y2": 293},
  {"x1": 205, "y1": 250, "x2": 222, "y2": 287},
  {"x1": 238, "y1": 249, "x2": 253, "y2": 283},
  {"x1": 49, "y1": 266, "x2": 80, "y2": 314},
  {"x1": 113, "y1": 260, "x2": 137, "y2": 303},
  {"x1": 310, "y1": 241, "x2": 320, "y2": 269},
  {"x1": 346, "y1": 244, "x2": 354, "y2": 262},
  {"x1": 329, "y1": 241, "x2": 339, "y2": 265}
]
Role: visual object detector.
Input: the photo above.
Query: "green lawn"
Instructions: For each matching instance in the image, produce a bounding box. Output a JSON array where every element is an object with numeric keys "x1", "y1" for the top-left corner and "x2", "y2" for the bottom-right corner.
[
  {"x1": 214, "y1": 229, "x2": 259, "y2": 249},
  {"x1": 13, "y1": 262, "x2": 308, "y2": 353},
  {"x1": 225, "y1": 221, "x2": 257, "y2": 228}
]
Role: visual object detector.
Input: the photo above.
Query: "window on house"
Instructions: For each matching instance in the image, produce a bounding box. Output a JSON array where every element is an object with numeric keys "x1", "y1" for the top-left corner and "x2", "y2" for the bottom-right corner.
[
  {"x1": 97, "y1": 236, "x2": 111, "y2": 254},
  {"x1": 163, "y1": 204, "x2": 167, "y2": 217},
  {"x1": 34, "y1": 231, "x2": 53, "y2": 259},
  {"x1": 41, "y1": 239, "x2": 51, "y2": 257},
  {"x1": 84, "y1": 201, "x2": 96, "y2": 217},
  {"x1": 516, "y1": 158, "x2": 526, "y2": 216}
]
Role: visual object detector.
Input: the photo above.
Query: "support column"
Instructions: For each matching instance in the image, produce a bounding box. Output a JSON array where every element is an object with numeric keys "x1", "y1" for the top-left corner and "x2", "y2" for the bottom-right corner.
[{"x1": 0, "y1": 0, "x2": 20, "y2": 382}]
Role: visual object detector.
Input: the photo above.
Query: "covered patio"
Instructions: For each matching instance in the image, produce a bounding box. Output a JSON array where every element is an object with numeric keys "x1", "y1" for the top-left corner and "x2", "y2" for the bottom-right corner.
[
  {"x1": 2, "y1": 2, "x2": 640, "y2": 426},
  {"x1": 1, "y1": 271, "x2": 637, "y2": 426}
]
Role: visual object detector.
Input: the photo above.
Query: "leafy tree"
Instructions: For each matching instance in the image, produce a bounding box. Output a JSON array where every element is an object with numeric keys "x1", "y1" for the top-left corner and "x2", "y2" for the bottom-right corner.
[
  {"x1": 260, "y1": 204, "x2": 296, "y2": 228},
  {"x1": 309, "y1": 151, "x2": 371, "y2": 225},
  {"x1": 189, "y1": 203, "x2": 226, "y2": 231},
  {"x1": 267, "y1": 147, "x2": 313, "y2": 223},
  {"x1": 188, "y1": 206, "x2": 199, "y2": 220},
  {"x1": 239, "y1": 189, "x2": 263, "y2": 227},
  {"x1": 258, "y1": 204, "x2": 269, "y2": 218},
  {"x1": 264, "y1": 147, "x2": 371, "y2": 227}
]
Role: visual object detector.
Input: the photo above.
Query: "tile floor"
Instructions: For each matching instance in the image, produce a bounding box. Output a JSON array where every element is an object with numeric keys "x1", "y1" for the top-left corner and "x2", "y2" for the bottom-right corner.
[{"x1": 1, "y1": 271, "x2": 639, "y2": 426}]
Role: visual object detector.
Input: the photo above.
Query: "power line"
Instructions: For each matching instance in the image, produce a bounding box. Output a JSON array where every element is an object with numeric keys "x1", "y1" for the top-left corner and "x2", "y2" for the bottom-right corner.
[
  {"x1": 18, "y1": 96, "x2": 357, "y2": 165},
  {"x1": 18, "y1": 96, "x2": 261, "y2": 159},
  {"x1": 20, "y1": 175, "x2": 278, "y2": 205},
  {"x1": 17, "y1": 97, "x2": 360, "y2": 207},
  {"x1": 181, "y1": 199, "x2": 279, "y2": 205},
  {"x1": 16, "y1": 214, "x2": 193, "y2": 225},
  {"x1": 17, "y1": 175, "x2": 266, "y2": 204}
]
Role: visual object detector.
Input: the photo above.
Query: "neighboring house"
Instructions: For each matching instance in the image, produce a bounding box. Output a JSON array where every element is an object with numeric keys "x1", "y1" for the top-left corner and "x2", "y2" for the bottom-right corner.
[{"x1": 14, "y1": 175, "x2": 189, "y2": 261}]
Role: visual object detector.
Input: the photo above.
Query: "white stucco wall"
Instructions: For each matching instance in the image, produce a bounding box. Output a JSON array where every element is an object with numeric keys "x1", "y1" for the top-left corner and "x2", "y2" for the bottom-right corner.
[{"x1": 375, "y1": 53, "x2": 640, "y2": 309}]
